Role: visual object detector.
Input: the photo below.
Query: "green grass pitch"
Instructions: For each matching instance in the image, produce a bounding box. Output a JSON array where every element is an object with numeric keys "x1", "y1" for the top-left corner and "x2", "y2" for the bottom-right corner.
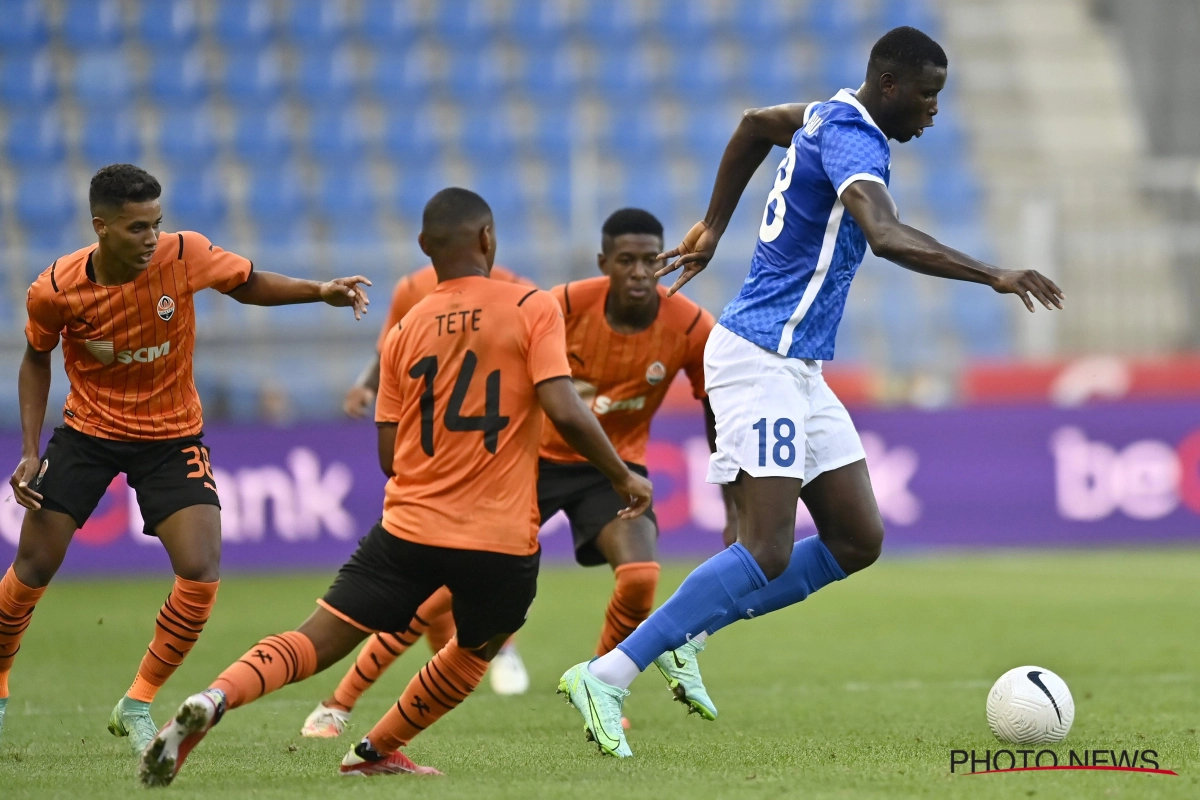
[{"x1": 1, "y1": 550, "x2": 1197, "y2": 799}]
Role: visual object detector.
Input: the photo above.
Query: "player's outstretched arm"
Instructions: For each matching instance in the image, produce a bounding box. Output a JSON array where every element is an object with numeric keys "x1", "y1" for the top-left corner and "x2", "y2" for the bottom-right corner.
[
  {"x1": 537, "y1": 377, "x2": 653, "y2": 519},
  {"x1": 375, "y1": 422, "x2": 398, "y2": 478},
  {"x1": 657, "y1": 103, "x2": 810, "y2": 296},
  {"x1": 227, "y1": 271, "x2": 372, "y2": 319},
  {"x1": 10, "y1": 344, "x2": 52, "y2": 509},
  {"x1": 841, "y1": 181, "x2": 1064, "y2": 312}
]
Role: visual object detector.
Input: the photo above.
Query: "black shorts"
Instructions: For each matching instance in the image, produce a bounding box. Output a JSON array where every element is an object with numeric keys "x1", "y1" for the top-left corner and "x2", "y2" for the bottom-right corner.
[
  {"x1": 537, "y1": 459, "x2": 657, "y2": 567},
  {"x1": 321, "y1": 523, "x2": 540, "y2": 649},
  {"x1": 33, "y1": 424, "x2": 220, "y2": 535}
]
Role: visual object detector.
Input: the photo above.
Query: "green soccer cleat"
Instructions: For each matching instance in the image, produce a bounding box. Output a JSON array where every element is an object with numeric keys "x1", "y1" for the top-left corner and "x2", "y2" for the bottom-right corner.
[
  {"x1": 557, "y1": 662, "x2": 632, "y2": 758},
  {"x1": 108, "y1": 695, "x2": 159, "y2": 754},
  {"x1": 0, "y1": 696, "x2": 7, "y2": 743},
  {"x1": 653, "y1": 637, "x2": 717, "y2": 720}
]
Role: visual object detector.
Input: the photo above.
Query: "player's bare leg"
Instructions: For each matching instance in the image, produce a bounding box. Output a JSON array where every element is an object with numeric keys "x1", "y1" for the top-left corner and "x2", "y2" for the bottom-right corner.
[
  {"x1": 110, "y1": 505, "x2": 222, "y2": 753},
  {"x1": 0, "y1": 509, "x2": 74, "y2": 742},
  {"x1": 140, "y1": 605, "x2": 370, "y2": 786},
  {"x1": 801, "y1": 461, "x2": 884, "y2": 575}
]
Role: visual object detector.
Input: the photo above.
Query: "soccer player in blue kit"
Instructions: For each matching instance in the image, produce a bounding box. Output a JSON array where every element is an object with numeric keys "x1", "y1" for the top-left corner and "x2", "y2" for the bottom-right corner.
[{"x1": 558, "y1": 27, "x2": 1065, "y2": 756}]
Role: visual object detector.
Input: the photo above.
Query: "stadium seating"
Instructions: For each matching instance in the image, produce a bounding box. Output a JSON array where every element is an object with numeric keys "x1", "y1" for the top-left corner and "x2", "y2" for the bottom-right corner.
[{"x1": 0, "y1": 0, "x2": 999, "y2": 418}]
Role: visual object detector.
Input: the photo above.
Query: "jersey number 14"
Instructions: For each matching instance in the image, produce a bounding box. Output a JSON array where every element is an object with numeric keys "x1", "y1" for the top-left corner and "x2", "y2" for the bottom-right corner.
[{"x1": 409, "y1": 350, "x2": 510, "y2": 457}]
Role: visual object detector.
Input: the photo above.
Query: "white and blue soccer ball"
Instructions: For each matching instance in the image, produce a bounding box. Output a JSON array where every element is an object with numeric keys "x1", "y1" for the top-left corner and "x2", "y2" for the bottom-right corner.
[{"x1": 986, "y1": 666, "x2": 1075, "y2": 744}]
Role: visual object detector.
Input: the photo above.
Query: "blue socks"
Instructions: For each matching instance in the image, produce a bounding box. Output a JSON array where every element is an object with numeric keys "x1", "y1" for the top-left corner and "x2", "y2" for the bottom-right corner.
[
  {"x1": 616, "y1": 543, "x2": 767, "y2": 670},
  {"x1": 718, "y1": 535, "x2": 846, "y2": 633}
]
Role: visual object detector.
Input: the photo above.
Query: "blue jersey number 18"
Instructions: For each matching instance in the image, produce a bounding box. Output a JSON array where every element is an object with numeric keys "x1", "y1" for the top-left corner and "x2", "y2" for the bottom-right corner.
[{"x1": 753, "y1": 417, "x2": 797, "y2": 468}]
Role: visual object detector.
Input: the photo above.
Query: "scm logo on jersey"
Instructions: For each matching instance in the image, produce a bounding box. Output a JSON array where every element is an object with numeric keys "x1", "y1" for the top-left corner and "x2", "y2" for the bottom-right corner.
[
  {"x1": 116, "y1": 341, "x2": 171, "y2": 364},
  {"x1": 157, "y1": 295, "x2": 175, "y2": 321}
]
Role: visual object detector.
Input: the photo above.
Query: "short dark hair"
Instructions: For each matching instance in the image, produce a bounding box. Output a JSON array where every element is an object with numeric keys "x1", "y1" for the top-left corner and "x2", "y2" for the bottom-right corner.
[
  {"x1": 421, "y1": 187, "x2": 493, "y2": 248},
  {"x1": 89, "y1": 164, "x2": 161, "y2": 215},
  {"x1": 601, "y1": 208, "x2": 663, "y2": 248},
  {"x1": 868, "y1": 26, "x2": 947, "y2": 77}
]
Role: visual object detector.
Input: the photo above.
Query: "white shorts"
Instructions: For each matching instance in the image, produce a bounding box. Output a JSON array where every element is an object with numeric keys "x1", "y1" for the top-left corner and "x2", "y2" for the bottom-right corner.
[{"x1": 705, "y1": 324, "x2": 866, "y2": 485}]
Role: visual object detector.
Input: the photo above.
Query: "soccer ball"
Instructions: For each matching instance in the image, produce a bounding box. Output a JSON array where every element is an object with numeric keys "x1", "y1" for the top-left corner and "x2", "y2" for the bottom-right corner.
[{"x1": 986, "y1": 666, "x2": 1074, "y2": 744}]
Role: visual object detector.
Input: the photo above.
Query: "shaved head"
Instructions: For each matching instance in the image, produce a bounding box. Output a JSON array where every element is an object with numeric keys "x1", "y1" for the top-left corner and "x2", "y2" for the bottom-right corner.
[{"x1": 418, "y1": 188, "x2": 497, "y2": 278}]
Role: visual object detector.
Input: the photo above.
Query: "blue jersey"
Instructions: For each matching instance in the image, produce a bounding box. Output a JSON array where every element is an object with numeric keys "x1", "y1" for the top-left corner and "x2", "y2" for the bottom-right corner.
[{"x1": 719, "y1": 89, "x2": 891, "y2": 360}]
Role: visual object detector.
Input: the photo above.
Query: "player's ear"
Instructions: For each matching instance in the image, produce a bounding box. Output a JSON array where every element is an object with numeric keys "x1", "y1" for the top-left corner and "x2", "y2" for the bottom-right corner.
[
  {"x1": 92, "y1": 215, "x2": 107, "y2": 238},
  {"x1": 878, "y1": 70, "x2": 898, "y2": 98},
  {"x1": 417, "y1": 231, "x2": 431, "y2": 257},
  {"x1": 597, "y1": 251, "x2": 611, "y2": 276}
]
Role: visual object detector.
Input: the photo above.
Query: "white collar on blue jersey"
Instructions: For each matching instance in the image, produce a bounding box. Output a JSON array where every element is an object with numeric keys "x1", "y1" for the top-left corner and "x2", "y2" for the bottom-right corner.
[{"x1": 831, "y1": 88, "x2": 881, "y2": 132}]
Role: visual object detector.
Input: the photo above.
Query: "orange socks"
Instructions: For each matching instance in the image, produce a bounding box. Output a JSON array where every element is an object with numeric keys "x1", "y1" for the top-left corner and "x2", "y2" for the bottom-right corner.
[
  {"x1": 597, "y1": 561, "x2": 661, "y2": 656},
  {"x1": 209, "y1": 631, "x2": 317, "y2": 710},
  {"x1": 364, "y1": 640, "x2": 488, "y2": 754},
  {"x1": 331, "y1": 586, "x2": 454, "y2": 711},
  {"x1": 0, "y1": 567, "x2": 47, "y2": 699},
  {"x1": 127, "y1": 576, "x2": 219, "y2": 703}
]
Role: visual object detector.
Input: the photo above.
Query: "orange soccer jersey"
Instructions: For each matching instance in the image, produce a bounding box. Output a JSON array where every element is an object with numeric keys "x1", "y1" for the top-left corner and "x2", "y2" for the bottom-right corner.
[
  {"x1": 24, "y1": 232, "x2": 252, "y2": 441},
  {"x1": 538, "y1": 276, "x2": 715, "y2": 467},
  {"x1": 375, "y1": 265, "x2": 530, "y2": 351},
  {"x1": 376, "y1": 276, "x2": 570, "y2": 557}
]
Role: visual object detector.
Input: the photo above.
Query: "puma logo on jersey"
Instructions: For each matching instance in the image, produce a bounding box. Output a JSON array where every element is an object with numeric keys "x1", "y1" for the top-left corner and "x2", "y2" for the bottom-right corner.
[
  {"x1": 594, "y1": 394, "x2": 646, "y2": 415},
  {"x1": 115, "y1": 341, "x2": 171, "y2": 364},
  {"x1": 803, "y1": 112, "x2": 824, "y2": 136},
  {"x1": 85, "y1": 339, "x2": 116, "y2": 365}
]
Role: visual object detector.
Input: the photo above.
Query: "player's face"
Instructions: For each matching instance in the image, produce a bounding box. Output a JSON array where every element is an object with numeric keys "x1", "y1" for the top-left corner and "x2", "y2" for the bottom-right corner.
[
  {"x1": 599, "y1": 233, "x2": 663, "y2": 309},
  {"x1": 885, "y1": 64, "x2": 946, "y2": 143},
  {"x1": 94, "y1": 199, "x2": 163, "y2": 271}
]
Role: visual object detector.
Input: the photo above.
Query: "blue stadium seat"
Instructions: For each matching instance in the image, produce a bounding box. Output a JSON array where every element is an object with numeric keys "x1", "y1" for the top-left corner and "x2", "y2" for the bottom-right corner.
[
  {"x1": 232, "y1": 105, "x2": 293, "y2": 165},
  {"x1": 507, "y1": 0, "x2": 571, "y2": 46},
  {"x1": 80, "y1": 110, "x2": 142, "y2": 168},
  {"x1": 804, "y1": 2, "x2": 867, "y2": 40},
  {"x1": 0, "y1": 1, "x2": 49, "y2": 50},
  {"x1": 446, "y1": 46, "x2": 509, "y2": 101},
  {"x1": 609, "y1": 159, "x2": 673, "y2": 219},
  {"x1": 358, "y1": 0, "x2": 423, "y2": 46},
  {"x1": 315, "y1": 165, "x2": 376, "y2": 222},
  {"x1": 594, "y1": 45, "x2": 660, "y2": 101},
  {"x1": 306, "y1": 106, "x2": 369, "y2": 165},
  {"x1": 383, "y1": 104, "x2": 449, "y2": 163},
  {"x1": 157, "y1": 108, "x2": 218, "y2": 167},
  {"x1": 523, "y1": 44, "x2": 584, "y2": 101},
  {"x1": 924, "y1": 166, "x2": 982, "y2": 225},
  {"x1": 220, "y1": 48, "x2": 284, "y2": 107},
  {"x1": 286, "y1": 0, "x2": 349, "y2": 46},
  {"x1": 433, "y1": 0, "x2": 499, "y2": 46},
  {"x1": 61, "y1": 0, "x2": 123, "y2": 48},
  {"x1": 729, "y1": 0, "x2": 795, "y2": 45},
  {"x1": 531, "y1": 105, "x2": 573, "y2": 160},
  {"x1": 166, "y1": 167, "x2": 228, "y2": 235},
  {"x1": 657, "y1": 0, "x2": 723, "y2": 43},
  {"x1": 879, "y1": 0, "x2": 940, "y2": 36},
  {"x1": 15, "y1": 168, "x2": 78, "y2": 250},
  {"x1": 294, "y1": 47, "x2": 358, "y2": 103},
  {"x1": 743, "y1": 45, "x2": 807, "y2": 106},
  {"x1": 73, "y1": 50, "x2": 133, "y2": 109},
  {"x1": 949, "y1": 280, "x2": 1010, "y2": 357},
  {"x1": 579, "y1": 0, "x2": 644, "y2": 45},
  {"x1": 468, "y1": 163, "x2": 528, "y2": 219},
  {"x1": 246, "y1": 165, "x2": 309, "y2": 243},
  {"x1": 5, "y1": 111, "x2": 67, "y2": 167},
  {"x1": 604, "y1": 105, "x2": 668, "y2": 161},
  {"x1": 666, "y1": 47, "x2": 740, "y2": 102},
  {"x1": 0, "y1": 51, "x2": 57, "y2": 108},
  {"x1": 395, "y1": 164, "x2": 451, "y2": 219},
  {"x1": 137, "y1": 0, "x2": 199, "y2": 51},
  {"x1": 369, "y1": 47, "x2": 438, "y2": 105},
  {"x1": 212, "y1": 0, "x2": 275, "y2": 46},
  {"x1": 463, "y1": 106, "x2": 522, "y2": 160},
  {"x1": 819, "y1": 45, "x2": 869, "y2": 95},
  {"x1": 146, "y1": 49, "x2": 208, "y2": 107}
]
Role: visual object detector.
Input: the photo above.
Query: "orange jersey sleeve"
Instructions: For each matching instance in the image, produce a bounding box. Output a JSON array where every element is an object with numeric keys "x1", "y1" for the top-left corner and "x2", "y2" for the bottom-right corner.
[
  {"x1": 25, "y1": 266, "x2": 66, "y2": 352},
  {"x1": 377, "y1": 278, "x2": 568, "y2": 557},
  {"x1": 180, "y1": 231, "x2": 253, "y2": 294},
  {"x1": 538, "y1": 277, "x2": 714, "y2": 466}
]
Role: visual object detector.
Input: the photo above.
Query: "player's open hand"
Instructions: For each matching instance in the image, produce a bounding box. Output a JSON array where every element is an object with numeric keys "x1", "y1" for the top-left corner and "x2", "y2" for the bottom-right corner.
[
  {"x1": 656, "y1": 221, "x2": 721, "y2": 296},
  {"x1": 990, "y1": 269, "x2": 1064, "y2": 312},
  {"x1": 9, "y1": 453, "x2": 44, "y2": 510},
  {"x1": 612, "y1": 470, "x2": 653, "y2": 520},
  {"x1": 343, "y1": 384, "x2": 376, "y2": 418},
  {"x1": 320, "y1": 276, "x2": 372, "y2": 320}
]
